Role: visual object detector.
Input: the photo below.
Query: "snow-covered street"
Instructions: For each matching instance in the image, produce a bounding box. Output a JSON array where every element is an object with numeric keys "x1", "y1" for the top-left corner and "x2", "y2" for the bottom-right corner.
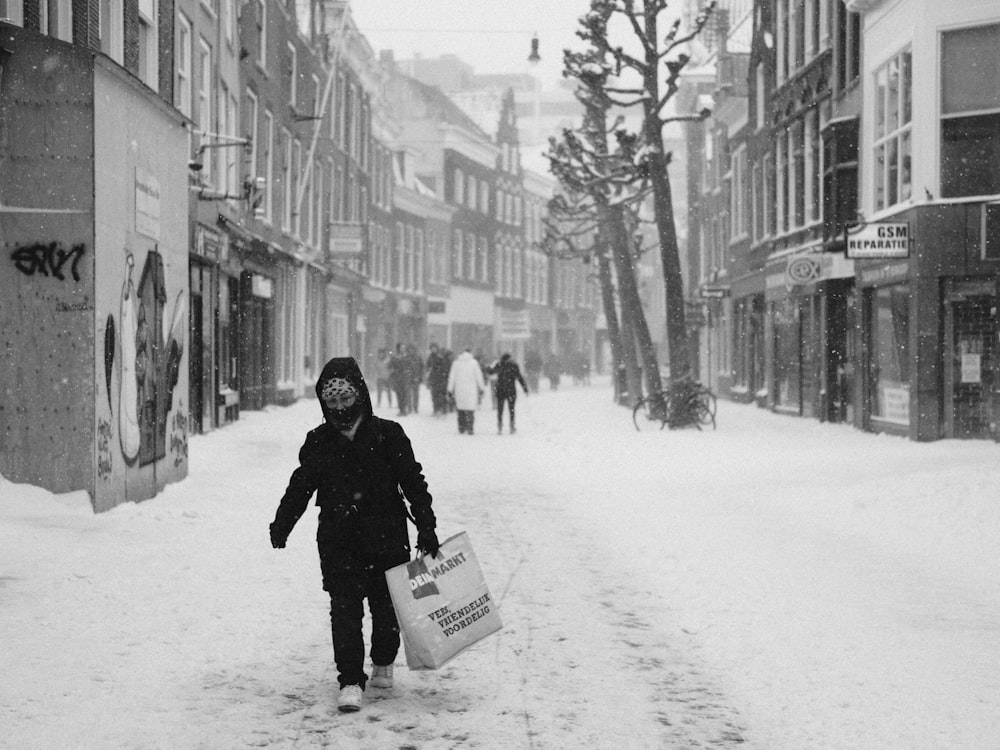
[{"x1": 3, "y1": 379, "x2": 999, "y2": 749}]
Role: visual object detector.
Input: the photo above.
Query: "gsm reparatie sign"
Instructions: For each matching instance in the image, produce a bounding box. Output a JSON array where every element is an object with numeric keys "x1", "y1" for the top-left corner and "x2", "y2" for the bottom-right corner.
[{"x1": 846, "y1": 222, "x2": 910, "y2": 259}]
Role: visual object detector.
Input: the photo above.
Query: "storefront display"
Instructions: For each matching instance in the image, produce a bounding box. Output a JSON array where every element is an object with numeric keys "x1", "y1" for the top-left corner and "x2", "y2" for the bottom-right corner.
[{"x1": 868, "y1": 282, "x2": 910, "y2": 425}]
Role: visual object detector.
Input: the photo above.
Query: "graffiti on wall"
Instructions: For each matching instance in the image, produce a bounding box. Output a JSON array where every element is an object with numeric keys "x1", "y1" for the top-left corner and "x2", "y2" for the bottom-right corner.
[
  {"x1": 10, "y1": 242, "x2": 86, "y2": 282},
  {"x1": 101, "y1": 249, "x2": 186, "y2": 479}
]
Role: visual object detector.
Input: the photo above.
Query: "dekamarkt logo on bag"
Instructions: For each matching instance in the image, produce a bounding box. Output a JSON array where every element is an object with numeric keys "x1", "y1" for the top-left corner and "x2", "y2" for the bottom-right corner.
[{"x1": 407, "y1": 550, "x2": 469, "y2": 599}]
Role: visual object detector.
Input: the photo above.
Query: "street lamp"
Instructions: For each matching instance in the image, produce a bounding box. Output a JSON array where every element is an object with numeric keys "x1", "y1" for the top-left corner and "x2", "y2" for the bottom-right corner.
[{"x1": 527, "y1": 35, "x2": 541, "y2": 146}]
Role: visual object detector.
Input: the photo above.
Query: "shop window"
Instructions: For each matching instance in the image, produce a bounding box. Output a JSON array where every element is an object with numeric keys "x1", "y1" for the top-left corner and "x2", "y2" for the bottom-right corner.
[
  {"x1": 869, "y1": 283, "x2": 910, "y2": 424},
  {"x1": 940, "y1": 24, "x2": 1000, "y2": 198},
  {"x1": 773, "y1": 298, "x2": 801, "y2": 412}
]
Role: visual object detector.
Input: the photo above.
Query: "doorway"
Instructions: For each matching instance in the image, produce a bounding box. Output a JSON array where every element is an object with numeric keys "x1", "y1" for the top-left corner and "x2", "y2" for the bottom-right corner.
[{"x1": 944, "y1": 280, "x2": 996, "y2": 439}]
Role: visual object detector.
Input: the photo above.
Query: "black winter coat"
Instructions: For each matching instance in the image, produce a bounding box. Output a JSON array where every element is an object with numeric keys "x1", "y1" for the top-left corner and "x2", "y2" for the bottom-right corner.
[
  {"x1": 270, "y1": 358, "x2": 436, "y2": 574},
  {"x1": 489, "y1": 358, "x2": 529, "y2": 397}
]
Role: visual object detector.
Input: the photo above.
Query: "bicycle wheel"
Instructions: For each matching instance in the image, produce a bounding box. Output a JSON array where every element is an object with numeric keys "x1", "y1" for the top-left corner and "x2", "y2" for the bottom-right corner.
[
  {"x1": 695, "y1": 389, "x2": 717, "y2": 429},
  {"x1": 632, "y1": 396, "x2": 668, "y2": 431}
]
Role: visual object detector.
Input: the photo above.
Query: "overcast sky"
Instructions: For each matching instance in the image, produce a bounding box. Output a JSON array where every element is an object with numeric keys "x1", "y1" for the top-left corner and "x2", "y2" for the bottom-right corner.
[{"x1": 350, "y1": 0, "x2": 594, "y2": 87}]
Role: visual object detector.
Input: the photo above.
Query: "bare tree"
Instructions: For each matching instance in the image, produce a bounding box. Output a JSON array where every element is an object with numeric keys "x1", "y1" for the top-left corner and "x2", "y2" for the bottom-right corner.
[
  {"x1": 544, "y1": 44, "x2": 665, "y2": 407},
  {"x1": 579, "y1": 0, "x2": 715, "y2": 387}
]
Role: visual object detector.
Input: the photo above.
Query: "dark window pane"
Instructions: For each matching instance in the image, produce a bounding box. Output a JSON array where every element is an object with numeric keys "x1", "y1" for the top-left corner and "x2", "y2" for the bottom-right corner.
[
  {"x1": 942, "y1": 24, "x2": 1000, "y2": 114},
  {"x1": 941, "y1": 113, "x2": 1000, "y2": 197}
]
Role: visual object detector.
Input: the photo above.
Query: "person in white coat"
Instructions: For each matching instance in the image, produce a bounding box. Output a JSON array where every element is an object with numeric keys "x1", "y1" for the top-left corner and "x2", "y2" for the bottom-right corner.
[{"x1": 446, "y1": 349, "x2": 486, "y2": 435}]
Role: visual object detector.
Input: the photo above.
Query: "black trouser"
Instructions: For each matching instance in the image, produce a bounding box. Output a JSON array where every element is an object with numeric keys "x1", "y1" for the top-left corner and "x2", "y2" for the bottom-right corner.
[
  {"x1": 430, "y1": 387, "x2": 448, "y2": 414},
  {"x1": 393, "y1": 382, "x2": 409, "y2": 414},
  {"x1": 323, "y1": 563, "x2": 400, "y2": 689},
  {"x1": 497, "y1": 393, "x2": 517, "y2": 431},
  {"x1": 457, "y1": 409, "x2": 475, "y2": 434}
]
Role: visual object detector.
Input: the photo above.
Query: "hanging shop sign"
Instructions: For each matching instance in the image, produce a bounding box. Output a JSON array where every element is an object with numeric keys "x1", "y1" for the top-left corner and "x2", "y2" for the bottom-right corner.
[
  {"x1": 785, "y1": 255, "x2": 821, "y2": 286},
  {"x1": 846, "y1": 222, "x2": 910, "y2": 259},
  {"x1": 251, "y1": 274, "x2": 273, "y2": 299}
]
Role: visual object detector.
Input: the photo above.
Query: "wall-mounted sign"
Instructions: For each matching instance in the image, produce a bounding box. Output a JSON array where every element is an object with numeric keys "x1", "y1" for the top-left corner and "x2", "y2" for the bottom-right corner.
[
  {"x1": 251, "y1": 274, "x2": 273, "y2": 299},
  {"x1": 700, "y1": 286, "x2": 729, "y2": 298},
  {"x1": 500, "y1": 309, "x2": 531, "y2": 340},
  {"x1": 328, "y1": 223, "x2": 364, "y2": 255},
  {"x1": 786, "y1": 255, "x2": 821, "y2": 286},
  {"x1": 846, "y1": 222, "x2": 909, "y2": 259}
]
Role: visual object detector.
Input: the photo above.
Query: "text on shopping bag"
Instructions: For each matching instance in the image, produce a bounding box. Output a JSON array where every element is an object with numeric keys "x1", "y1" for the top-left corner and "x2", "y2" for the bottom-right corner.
[{"x1": 407, "y1": 550, "x2": 469, "y2": 598}]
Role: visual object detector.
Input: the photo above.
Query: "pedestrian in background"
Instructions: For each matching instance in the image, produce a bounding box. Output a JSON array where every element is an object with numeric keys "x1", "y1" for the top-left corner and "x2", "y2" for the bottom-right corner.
[
  {"x1": 269, "y1": 357, "x2": 441, "y2": 713},
  {"x1": 405, "y1": 344, "x2": 424, "y2": 414},
  {"x1": 388, "y1": 343, "x2": 409, "y2": 416},
  {"x1": 447, "y1": 348, "x2": 485, "y2": 435},
  {"x1": 524, "y1": 348, "x2": 543, "y2": 393},
  {"x1": 373, "y1": 348, "x2": 392, "y2": 409},
  {"x1": 425, "y1": 343, "x2": 450, "y2": 415},
  {"x1": 488, "y1": 353, "x2": 529, "y2": 434}
]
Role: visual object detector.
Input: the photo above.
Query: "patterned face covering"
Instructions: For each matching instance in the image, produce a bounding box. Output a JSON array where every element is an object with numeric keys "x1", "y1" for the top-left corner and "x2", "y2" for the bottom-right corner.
[
  {"x1": 320, "y1": 378, "x2": 358, "y2": 402},
  {"x1": 321, "y1": 377, "x2": 362, "y2": 428}
]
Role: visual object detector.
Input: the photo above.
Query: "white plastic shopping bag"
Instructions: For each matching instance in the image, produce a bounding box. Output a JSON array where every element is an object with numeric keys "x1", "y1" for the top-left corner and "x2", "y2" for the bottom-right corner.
[{"x1": 385, "y1": 531, "x2": 502, "y2": 670}]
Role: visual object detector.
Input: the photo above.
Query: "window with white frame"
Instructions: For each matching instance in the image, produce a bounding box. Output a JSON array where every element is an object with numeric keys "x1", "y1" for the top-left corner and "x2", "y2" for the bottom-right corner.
[
  {"x1": 0, "y1": 0, "x2": 23, "y2": 25},
  {"x1": 467, "y1": 175, "x2": 477, "y2": 210},
  {"x1": 480, "y1": 182, "x2": 489, "y2": 215},
  {"x1": 175, "y1": 13, "x2": 193, "y2": 118},
  {"x1": 281, "y1": 129, "x2": 292, "y2": 232},
  {"x1": 453, "y1": 229, "x2": 463, "y2": 279},
  {"x1": 513, "y1": 245, "x2": 522, "y2": 298},
  {"x1": 478, "y1": 235, "x2": 488, "y2": 283},
  {"x1": 806, "y1": 108, "x2": 822, "y2": 223},
  {"x1": 791, "y1": 120, "x2": 804, "y2": 228},
  {"x1": 344, "y1": 84, "x2": 355, "y2": 154},
  {"x1": 730, "y1": 144, "x2": 747, "y2": 239},
  {"x1": 776, "y1": 132, "x2": 786, "y2": 233},
  {"x1": 229, "y1": 91, "x2": 239, "y2": 197},
  {"x1": 293, "y1": 139, "x2": 302, "y2": 236},
  {"x1": 222, "y1": 0, "x2": 233, "y2": 47},
  {"x1": 100, "y1": 0, "x2": 123, "y2": 62},
  {"x1": 262, "y1": 109, "x2": 273, "y2": 222},
  {"x1": 464, "y1": 233, "x2": 475, "y2": 281},
  {"x1": 940, "y1": 24, "x2": 1000, "y2": 198},
  {"x1": 404, "y1": 224, "x2": 414, "y2": 290},
  {"x1": 873, "y1": 48, "x2": 912, "y2": 211},
  {"x1": 198, "y1": 39, "x2": 213, "y2": 185},
  {"x1": 137, "y1": 0, "x2": 158, "y2": 88},
  {"x1": 416, "y1": 228, "x2": 425, "y2": 292},
  {"x1": 394, "y1": 222, "x2": 405, "y2": 289},
  {"x1": 751, "y1": 161, "x2": 762, "y2": 242},
  {"x1": 245, "y1": 89, "x2": 258, "y2": 177},
  {"x1": 350, "y1": 85, "x2": 360, "y2": 158},
  {"x1": 287, "y1": 43, "x2": 297, "y2": 107},
  {"x1": 255, "y1": 0, "x2": 267, "y2": 68}
]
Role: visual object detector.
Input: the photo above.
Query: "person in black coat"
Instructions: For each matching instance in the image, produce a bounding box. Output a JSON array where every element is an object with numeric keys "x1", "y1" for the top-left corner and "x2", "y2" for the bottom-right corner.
[
  {"x1": 269, "y1": 357, "x2": 440, "y2": 713},
  {"x1": 488, "y1": 353, "x2": 529, "y2": 434}
]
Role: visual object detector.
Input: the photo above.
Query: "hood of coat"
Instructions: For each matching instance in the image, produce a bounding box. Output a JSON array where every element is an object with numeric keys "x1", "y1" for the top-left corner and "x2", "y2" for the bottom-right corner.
[
  {"x1": 315, "y1": 357, "x2": 374, "y2": 425},
  {"x1": 456, "y1": 350, "x2": 474, "y2": 363}
]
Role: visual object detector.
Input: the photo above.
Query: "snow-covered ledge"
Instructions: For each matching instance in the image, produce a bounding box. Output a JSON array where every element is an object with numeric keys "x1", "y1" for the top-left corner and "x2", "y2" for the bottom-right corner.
[{"x1": 844, "y1": 0, "x2": 881, "y2": 11}]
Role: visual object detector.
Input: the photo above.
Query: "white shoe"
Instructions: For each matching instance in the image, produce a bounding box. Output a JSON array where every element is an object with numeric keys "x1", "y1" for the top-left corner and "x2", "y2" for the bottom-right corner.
[
  {"x1": 370, "y1": 664, "x2": 394, "y2": 689},
  {"x1": 337, "y1": 684, "x2": 363, "y2": 712}
]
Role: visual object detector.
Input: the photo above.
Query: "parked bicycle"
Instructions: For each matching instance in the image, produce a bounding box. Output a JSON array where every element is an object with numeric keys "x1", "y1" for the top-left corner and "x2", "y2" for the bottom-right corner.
[{"x1": 632, "y1": 380, "x2": 717, "y2": 431}]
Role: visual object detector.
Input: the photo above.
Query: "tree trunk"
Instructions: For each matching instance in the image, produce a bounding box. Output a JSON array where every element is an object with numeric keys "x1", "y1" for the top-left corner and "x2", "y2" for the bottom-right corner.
[
  {"x1": 596, "y1": 252, "x2": 627, "y2": 404},
  {"x1": 641, "y1": 0, "x2": 691, "y2": 384},
  {"x1": 617, "y1": 289, "x2": 643, "y2": 405},
  {"x1": 607, "y1": 203, "x2": 664, "y2": 405}
]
